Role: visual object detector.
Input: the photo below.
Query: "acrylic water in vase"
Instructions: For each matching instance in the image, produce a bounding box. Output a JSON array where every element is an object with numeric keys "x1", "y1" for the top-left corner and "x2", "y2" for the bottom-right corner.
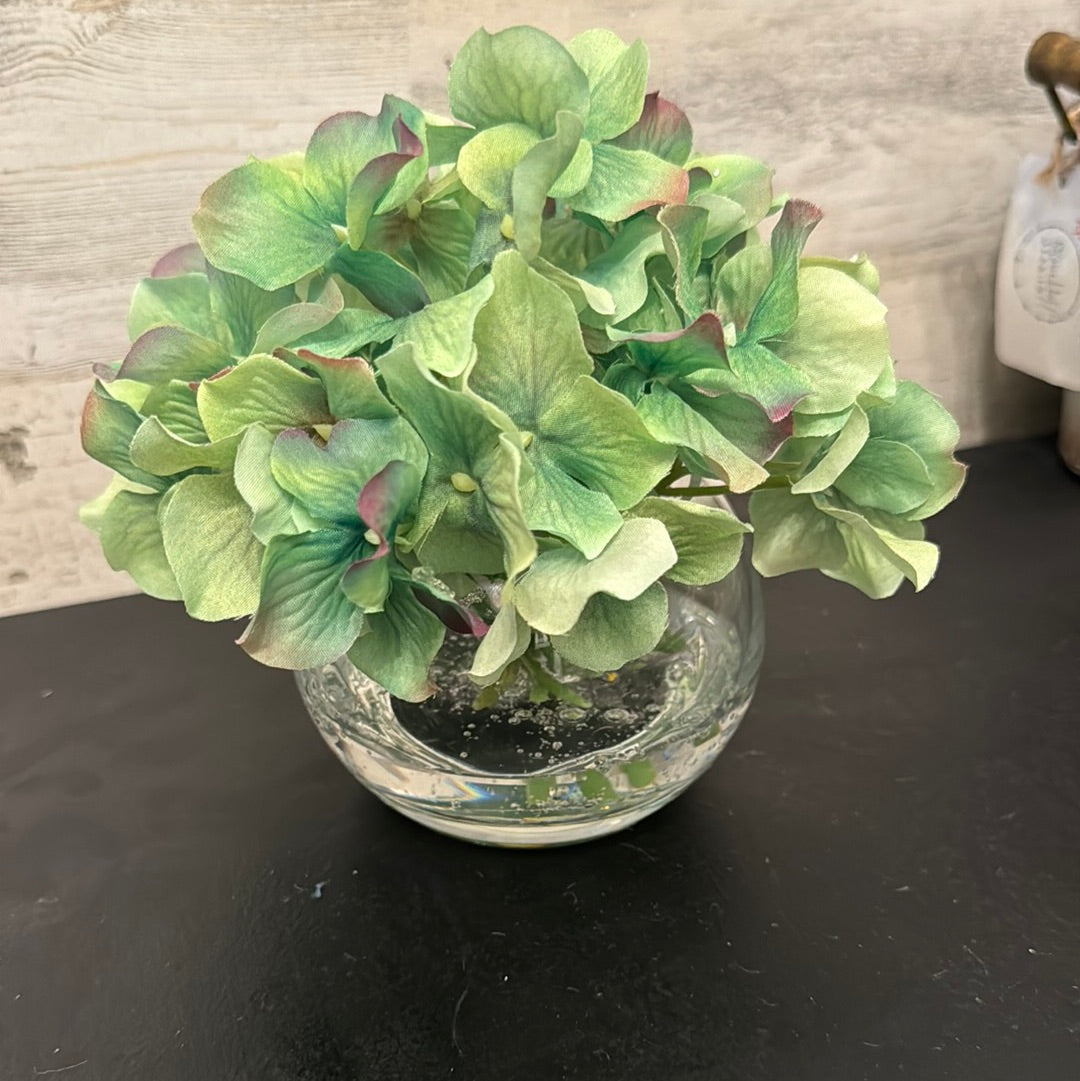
[{"x1": 80, "y1": 26, "x2": 965, "y2": 846}]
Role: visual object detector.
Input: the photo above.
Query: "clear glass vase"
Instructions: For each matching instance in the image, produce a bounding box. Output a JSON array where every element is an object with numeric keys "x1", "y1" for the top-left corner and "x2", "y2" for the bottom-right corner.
[{"x1": 295, "y1": 552, "x2": 765, "y2": 847}]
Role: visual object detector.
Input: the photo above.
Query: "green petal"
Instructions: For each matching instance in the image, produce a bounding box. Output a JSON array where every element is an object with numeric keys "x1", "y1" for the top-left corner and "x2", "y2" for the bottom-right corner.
[
  {"x1": 514, "y1": 517, "x2": 676, "y2": 636},
  {"x1": 749, "y1": 489, "x2": 847, "y2": 580},
  {"x1": 833, "y1": 437, "x2": 933, "y2": 515},
  {"x1": 816, "y1": 495, "x2": 939, "y2": 593},
  {"x1": 567, "y1": 29, "x2": 648, "y2": 142},
  {"x1": 550, "y1": 583, "x2": 668, "y2": 672},
  {"x1": 346, "y1": 116, "x2": 425, "y2": 247},
  {"x1": 511, "y1": 111, "x2": 586, "y2": 261},
  {"x1": 744, "y1": 199, "x2": 822, "y2": 343},
  {"x1": 520, "y1": 454, "x2": 624, "y2": 559},
  {"x1": 687, "y1": 155, "x2": 774, "y2": 227},
  {"x1": 303, "y1": 96, "x2": 427, "y2": 227},
  {"x1": 571, "y1": 143, "x2": 689, "y2": 221},
  {"x1": 470, "y1": 251, "x2": 671, "y2": 552},
  {"x1": 269, "y1": 418, "x2": 426, "y2": 527},
  {"x1": 140, "y1": 381, "x2": 207, "y2": 444},
  {"x1": 458, "y1": 122, "x2": 542, "y2": 210},
  {"x1": 160, "y1": 473, "x2": 263, "y2": 621},
  {"x1": 98, "y1": 490, "x2": 182, "y2": 600},
  {"x1": 628, "y1": 497, "x2": 749, "y2": 586},
  {"x1": 772, "y1": 265, "x2": 891, "y2": 415},
  {"x1": 339, "y1": 556, "x2": 391, "y2": 613},
  {"x1": 714, "y1": 242, "x2": 772, "y2": 330},
  {"x1": 80, "y1": 381, "x2": 168, "y2": 491},
  {"x1": 127, "y1": 273, "x2": 218, "y2": 342},
  {"x1": 694, "y1": 193, "x2": 750, "y2": 258},
  {"x1": 196, "y1": 353, "x2": 330, "y2": 441},
  {"x1": 329, "y1": 247, "x2": 430, "y2": 317},
  {"x1": 378, "y1": 347, "x2": 535, "y2": 578},
  {"x1": 348, "y1": 576, "x2": 446, "y2": 701},
  {"x1": 410, "y1": 204, "x2": 475, "y2": 301},
  {"x1": 531, "y1": 257, "x2": 615, "y2": 316},
  {"x1": 427, "y1": 122, "x2": 474, "y2": 166},
  {"x1": 636, "y1": 383, "x2": 769, "y2": 492},
  {"x1": 803, "y1": 253, "x2": 880, "y2": 294},
  {"x1": 193, "y1": 160, "x2": 338, "y2": 290},
  {"x1": 470, "y1": 594, "x2": 531, "y2": 686},
  {"x1": 250, "y1": 276, "x2": 344, "y2": 355},
  {"x1": 657, "y1": 203, "x2": 709, "y2": 319},
  {"x1": 540, "y1": 377, "x2": 673, "y2": 509},
  {"x1": 395, "y1": 274, "x2": 495, "y2": 378},
  {"x1": 117, "y1": 326, "x2": 232, "y2": 384},
  {"x1": 579, "y1": 214, "x2": 665, "y2": 321},
  {"x1": 129, "y1": 416, "x2": 242, "y2": 476},
  {"x1": 233, "y1": 424, "x2": 321, "y2": 544},
  {"x1": 790, "y1": 404, "x2": 870, "y2": 494},
  {"x1": 285, "y1": 350, "x2": 398, "y2": 420},
  {"x1": 448, "y1": 26, "x2": 590, "y2": 137},
  {"x1": 750, "y1": 488, "x2": 938, "y2": 598},
  {"x1": 288, "y1": 308, "x2": 393, "y2": 359},
  {"x1": 610, "y1": 92, "x2": 693, "y2": 166},
  {"x1": 206, "y1": 266, "x2": 296, "y2": 357},
  {"x1": 239, "y1": 528, "x2": 364, "y2": 668}
]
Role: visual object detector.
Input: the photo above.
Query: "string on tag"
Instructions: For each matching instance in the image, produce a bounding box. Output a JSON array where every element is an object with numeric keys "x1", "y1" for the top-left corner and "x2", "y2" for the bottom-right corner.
[{"x1": 1037, "y1": 101, "x2": 1080, "y2": 185}]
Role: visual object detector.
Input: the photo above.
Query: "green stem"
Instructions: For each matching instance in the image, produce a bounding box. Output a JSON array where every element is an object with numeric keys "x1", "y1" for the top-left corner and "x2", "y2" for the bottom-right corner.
[
  {"x1": 653, "y1": 475, "x2": 792, "y2": 499},
  {"x1": 657, "y1": 459, "x2": 690, "y2": 490},
  {"x1": 420, "y1": 167, "x2": 461, "y2": 204},
  {"x1": 655, "y1": 484, "x2": 730, "y2": 498}
]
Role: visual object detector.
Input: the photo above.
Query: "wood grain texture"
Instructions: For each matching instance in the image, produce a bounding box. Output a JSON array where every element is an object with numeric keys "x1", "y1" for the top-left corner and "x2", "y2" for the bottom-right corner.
[{"x1": 0, "y1": 0, "x2": 1069, "y2": 616}]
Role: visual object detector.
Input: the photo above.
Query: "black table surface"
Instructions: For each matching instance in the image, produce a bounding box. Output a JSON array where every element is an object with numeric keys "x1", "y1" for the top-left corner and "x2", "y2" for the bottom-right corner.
[{"x1": 1, "y1": 438, "x2": 1078, "y2": 1081}]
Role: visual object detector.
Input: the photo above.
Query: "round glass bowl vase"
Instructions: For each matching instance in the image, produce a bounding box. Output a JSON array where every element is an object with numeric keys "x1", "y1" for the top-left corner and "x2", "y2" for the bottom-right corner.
[{"x1": 295, "y1": 557, "x2": 765, "y2": 847}]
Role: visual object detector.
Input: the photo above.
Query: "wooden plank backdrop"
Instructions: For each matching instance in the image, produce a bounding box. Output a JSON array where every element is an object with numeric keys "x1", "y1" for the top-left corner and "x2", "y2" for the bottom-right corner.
[{"x1": 0, "y1": 0, "x2": 1069, "y2": 617}]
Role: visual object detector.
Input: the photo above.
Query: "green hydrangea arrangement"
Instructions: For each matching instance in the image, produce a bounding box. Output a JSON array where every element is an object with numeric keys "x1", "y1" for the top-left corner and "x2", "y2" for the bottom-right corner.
[{"x1": 80, "y1": 26, "x2": 965, "y2": 703}]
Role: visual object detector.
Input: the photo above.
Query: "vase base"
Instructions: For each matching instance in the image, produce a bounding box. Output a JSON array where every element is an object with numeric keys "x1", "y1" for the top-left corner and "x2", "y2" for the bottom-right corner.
[{"x1": 371, "y1": 776, "x2": 701, "y2": 848}]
